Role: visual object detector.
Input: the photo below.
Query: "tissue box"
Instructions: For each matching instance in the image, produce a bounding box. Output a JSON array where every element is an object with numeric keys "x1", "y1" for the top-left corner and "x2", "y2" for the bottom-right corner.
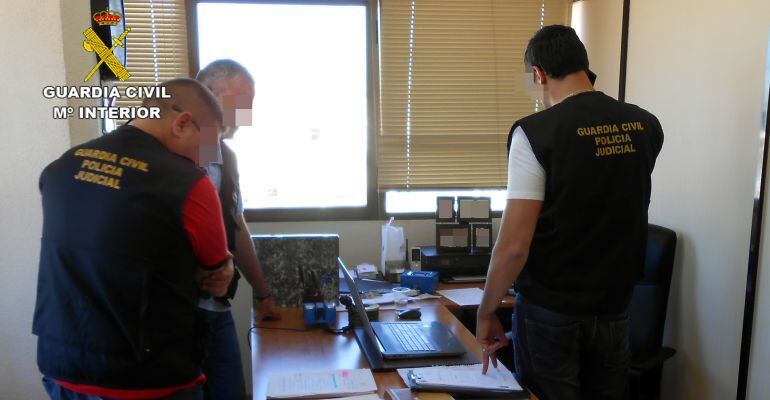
[
  {"x1": 303, "y1": 301, "x2": 337, "y2": 326},
  {"x1": 400, "y1": 270, "x2": 439, "y2": 293}
]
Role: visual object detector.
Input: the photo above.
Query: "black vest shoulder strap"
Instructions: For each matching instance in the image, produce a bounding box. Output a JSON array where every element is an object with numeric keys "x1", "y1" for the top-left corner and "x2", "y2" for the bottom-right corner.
[{"x1": 219, "y1": 142, "x2": 240, "y2": 252}]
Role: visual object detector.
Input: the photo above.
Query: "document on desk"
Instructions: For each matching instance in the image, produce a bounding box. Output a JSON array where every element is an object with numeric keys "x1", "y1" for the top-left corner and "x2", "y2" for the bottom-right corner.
[
  {"x1": 436, "y1": 287, "x2": 484, "y2": 306},
  {"x1": 362, "y1": 292, "x2": 397, "y2": 306},
  {"x1": 396, "y1": 363, "x2": 522, "y2": 392},
  {"x1": 360, "y1": 292, "x2": 432, "y2": 306},
  {"x1": 319, "y1": 395, "x2": 380, "y2": 400},
  {"x1": 266, "y1": 368, "x2": 377, "y2": 399}
]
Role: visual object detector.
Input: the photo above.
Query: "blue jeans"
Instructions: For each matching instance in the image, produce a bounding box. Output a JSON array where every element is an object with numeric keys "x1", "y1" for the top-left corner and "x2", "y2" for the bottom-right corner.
[
  {"x1": 512, "y1": 294, "x2": 630, "y2": 400},
  {"x1": 199, "y1": 309, "x2": 247, "y2": 400},
  {"x1": 42, "y1": 377, "x2": 202, "y2": 400}
]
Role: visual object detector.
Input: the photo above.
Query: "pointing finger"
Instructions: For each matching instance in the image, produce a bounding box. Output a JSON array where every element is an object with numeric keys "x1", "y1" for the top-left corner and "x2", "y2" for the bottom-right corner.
[{"x1": 481, "y1": 348, "x2": 489, "y2": 374}]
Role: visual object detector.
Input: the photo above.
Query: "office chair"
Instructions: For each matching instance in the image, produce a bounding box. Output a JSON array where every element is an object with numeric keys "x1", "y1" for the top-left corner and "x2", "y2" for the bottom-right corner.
[{"x1": 628, "y1": 224, "x2": 678, "y2": 400}]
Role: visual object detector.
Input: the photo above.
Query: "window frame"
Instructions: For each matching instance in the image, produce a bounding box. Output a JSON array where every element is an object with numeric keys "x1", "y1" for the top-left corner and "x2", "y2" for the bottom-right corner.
[{"x1": 186, "y1": 0, "x2": 381, "y2": 222}]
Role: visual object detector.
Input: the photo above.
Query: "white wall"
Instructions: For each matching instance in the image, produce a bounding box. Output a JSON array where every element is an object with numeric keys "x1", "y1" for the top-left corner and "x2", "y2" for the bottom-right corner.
[
  {"x1": 626, "y1": 0, "x2": 770, "y2": 399},
  {"x1": 60, "y1": 0, "x2": 101, "y2": 146},
  {"x1": 571, "y1": 0, "x2": 623, "y2": 99},
  {"x1": 0, "y1": 0, "x2": 71, "y2": 398},
  {"x1": 747, "y1": 34, "x2": 770, "y2": 400}
]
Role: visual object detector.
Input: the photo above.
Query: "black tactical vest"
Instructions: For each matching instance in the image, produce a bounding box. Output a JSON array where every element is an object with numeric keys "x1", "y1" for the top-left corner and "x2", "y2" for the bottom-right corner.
[
  {"x1": 508, "y1": 91, "x2": 664, "y2": 315},
  {"x1": 215, "y1": 142, "x2": 241, "y2": 300},
  {"x1": 34, "y1": 125, "x2": 208, "y2": 388}
]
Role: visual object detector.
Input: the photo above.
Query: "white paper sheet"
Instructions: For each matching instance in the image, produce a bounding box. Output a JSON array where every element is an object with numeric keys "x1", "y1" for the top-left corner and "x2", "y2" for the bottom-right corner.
[
  {"x1": 436, "y1": 287, "x2": 484, "y2": 306},
  {"x1": 319, "y1": 395, "x2": 380, "y2": 400},
  {"x1": 266, "y1": 368, "x2": 377, "y2": 399},
  {"x1": 360, "y1": 292, "x2": 431, "y2": 306},
  {"x1": 396, "y1": 363, "x2": 522, "y2": 391},
  {"x1": 361, "y1": 292, "x2": 398, "y2": 305}
]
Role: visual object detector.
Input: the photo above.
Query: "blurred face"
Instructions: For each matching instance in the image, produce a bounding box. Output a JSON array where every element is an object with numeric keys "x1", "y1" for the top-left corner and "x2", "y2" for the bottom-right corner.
[
  {"x1": 218, "y1": 74, "x2": 255, "y2": 139},
  {"x1": 524, "y1": 65, "x2": 551, "y2": 108},
  {"x1": 167, "y1": 105, "x2": 220, "y2": 166}
]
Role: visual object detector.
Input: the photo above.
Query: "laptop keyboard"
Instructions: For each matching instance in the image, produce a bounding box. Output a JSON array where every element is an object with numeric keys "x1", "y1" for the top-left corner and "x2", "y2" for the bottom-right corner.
[{"x1": 386, "y1": 323, "x2": 437, "y2": 352}]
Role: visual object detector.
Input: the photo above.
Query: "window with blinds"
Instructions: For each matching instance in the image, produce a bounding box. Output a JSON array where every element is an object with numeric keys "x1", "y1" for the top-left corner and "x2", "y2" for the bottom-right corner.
[
  {"x1": 378, "y1": 0, "x2": 570, "y2": 190},
  {"x1": 112, "y1": 0, "x2": 189, "y2": 126}
]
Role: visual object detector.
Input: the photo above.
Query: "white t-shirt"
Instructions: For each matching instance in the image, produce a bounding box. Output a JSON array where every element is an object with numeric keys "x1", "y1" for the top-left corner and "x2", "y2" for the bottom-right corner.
[{"x1": 506, "y1": 126, "x2": 546, "y2": 201}]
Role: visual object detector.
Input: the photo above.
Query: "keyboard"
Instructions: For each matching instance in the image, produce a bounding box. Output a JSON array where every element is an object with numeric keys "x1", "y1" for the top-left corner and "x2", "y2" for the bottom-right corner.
[{"x1": 386, "y1": 323, "x2": 437, "y2": 352}]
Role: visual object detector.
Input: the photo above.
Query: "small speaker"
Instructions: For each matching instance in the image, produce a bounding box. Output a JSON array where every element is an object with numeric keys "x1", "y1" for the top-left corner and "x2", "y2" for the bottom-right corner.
[{"x1": 410, "y1": 247, "x2": 422, "y2": 270}]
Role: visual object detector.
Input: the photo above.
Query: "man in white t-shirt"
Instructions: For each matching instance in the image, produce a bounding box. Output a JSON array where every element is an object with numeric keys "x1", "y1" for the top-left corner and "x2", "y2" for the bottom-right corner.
[{"x1": 476, "y1": 25, "x2": 663, "y2": 400}]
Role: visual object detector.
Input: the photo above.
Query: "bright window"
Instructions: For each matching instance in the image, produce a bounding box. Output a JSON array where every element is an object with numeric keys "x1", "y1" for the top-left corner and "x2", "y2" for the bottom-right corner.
[
  {"x1": 196, "y1": 3, "x2": 369, "y2": 210},
  {"x1": 385, "y1": 189, "x2": 507, "y2": 214}
]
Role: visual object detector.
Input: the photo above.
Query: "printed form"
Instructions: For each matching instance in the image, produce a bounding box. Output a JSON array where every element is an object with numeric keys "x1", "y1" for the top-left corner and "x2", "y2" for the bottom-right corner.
[{"x1": 266, "y1": 368, "x2": 377, "y2": 399}]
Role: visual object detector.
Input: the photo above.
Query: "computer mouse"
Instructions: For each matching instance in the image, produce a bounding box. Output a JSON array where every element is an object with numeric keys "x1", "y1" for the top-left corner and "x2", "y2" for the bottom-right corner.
[{"x1": 397, "y1": 308, "x2": 422, "y2": 320}]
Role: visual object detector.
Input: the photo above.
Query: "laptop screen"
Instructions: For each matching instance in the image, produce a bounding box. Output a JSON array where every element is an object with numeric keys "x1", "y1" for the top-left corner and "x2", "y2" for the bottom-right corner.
[{"x1": 338, "y1": 258, "x2": 380, "y2": 344}]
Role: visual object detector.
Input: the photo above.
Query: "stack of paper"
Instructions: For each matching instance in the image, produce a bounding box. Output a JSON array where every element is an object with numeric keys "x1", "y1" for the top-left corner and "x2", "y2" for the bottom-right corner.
[
  {"x1": 396, "y1": 363, "x2": 522, "y2": 392},
  {"x1": 436, "y1": 288, "x2": 484, "y2": 306},
  {"x1": 267, "y1": 369, "x2": 378, "y2": 399}
]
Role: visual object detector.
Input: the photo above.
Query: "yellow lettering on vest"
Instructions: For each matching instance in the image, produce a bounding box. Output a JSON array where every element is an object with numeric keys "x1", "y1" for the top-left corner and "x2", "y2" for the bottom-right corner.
[
  {"x1": 73, "y1": 170, "x2": 121, "y2": 190},
  {"x1": 594, "y1": 134, "x2": 632, "y2": 146},
  {"x1": 622, "y1": 122, "x2": 645, "y2": 132},
  {"x1": 74, "y1": 148, "x2": 118, "y2": 163},
  {"x1": 595, "y1": 142, "x2": 637, "y2": 158},
  {"x1": 81, "y1": 159, "x2": 123, "y2": 177},
  {"x1": 119, "y1": 157, "x2": 149, "y2": 172}
]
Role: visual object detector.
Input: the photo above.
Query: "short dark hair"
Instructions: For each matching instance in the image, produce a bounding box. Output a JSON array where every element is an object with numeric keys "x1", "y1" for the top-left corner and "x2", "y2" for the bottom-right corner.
[
  {"x1": 196, "y1": 59, "x2": 254, "y2": 95},
  {"x1": 524, "y1": 25, "x2": 589, "y2": 79},
  {"x1": 142, "y1": 77, "x2": 223, "y2": 128}
]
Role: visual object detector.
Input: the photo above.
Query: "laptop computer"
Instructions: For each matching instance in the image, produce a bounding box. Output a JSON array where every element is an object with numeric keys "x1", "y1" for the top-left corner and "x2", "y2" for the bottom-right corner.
[{"x1": 339, "y1": 258, "x2": 466, "y2": 359}]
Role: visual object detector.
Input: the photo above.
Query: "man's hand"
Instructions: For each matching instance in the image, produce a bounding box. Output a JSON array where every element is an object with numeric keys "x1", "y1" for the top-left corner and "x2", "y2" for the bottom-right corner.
[
  {"x1": 476, "y1": 312, "x2": 510, "y2": 374},
  {"x1": 255, "y1": 296, "x2": 282, "y2": 322},
  {"x1": 475, "y1": 199, "x2": 540, "y2": 374},
  {"x1": 198, "y1": 258, "x2": 235, "y2": 297}
]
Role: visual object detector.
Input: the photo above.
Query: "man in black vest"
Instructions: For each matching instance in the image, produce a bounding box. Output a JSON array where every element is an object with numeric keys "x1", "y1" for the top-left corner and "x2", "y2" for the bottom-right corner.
[
  {"x1": 476, "y1": 26, "x2": 664, "y2": 400},
  {"x1": 34, "y1": 78, "x2": 235, "y2": 400},
  {"x1": 195, "y1": 59, "x2": 280, "y2": 400}
]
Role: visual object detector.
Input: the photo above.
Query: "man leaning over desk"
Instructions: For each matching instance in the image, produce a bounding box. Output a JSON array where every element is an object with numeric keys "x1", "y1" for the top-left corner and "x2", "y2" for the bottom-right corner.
[
  {"x1": 196, "y1": 59, "x2": 281, "y2": 400},
  {"x1": 476, "y1": 25, "x2": 664, "y2": 400}
]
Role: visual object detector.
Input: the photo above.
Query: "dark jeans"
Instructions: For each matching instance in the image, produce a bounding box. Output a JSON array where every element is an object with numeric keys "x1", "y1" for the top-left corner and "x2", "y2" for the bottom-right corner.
[
  {"x1": 200, "y1": 309, "x2": 247, "y2": 400},
  {"x1": 42, "y1": 377, "x2": 203, "y2": 400},
  {"x1": 512, "y1": 293, "x2": 630, "y2": 400}
]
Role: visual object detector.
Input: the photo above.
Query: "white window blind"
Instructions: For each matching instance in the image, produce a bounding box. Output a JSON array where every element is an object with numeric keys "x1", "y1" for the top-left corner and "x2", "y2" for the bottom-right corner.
[
  {"x1": 378, "y1": 0, "x2": 571, "y2": 190},
  {"x1": 113, "y1": 0, "x2": 189, "y2": 125}
]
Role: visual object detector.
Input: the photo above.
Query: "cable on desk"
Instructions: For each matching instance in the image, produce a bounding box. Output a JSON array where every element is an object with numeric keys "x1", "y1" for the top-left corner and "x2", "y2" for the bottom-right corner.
[
  {"x1": 247, "y1": 325, "x2": 310, "y2": 350},
  {"x1": 246, "y1": 323, "x2": 352, "y2": 349}
]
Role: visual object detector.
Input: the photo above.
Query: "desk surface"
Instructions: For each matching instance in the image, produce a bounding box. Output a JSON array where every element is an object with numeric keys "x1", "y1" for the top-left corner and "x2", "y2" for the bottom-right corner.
[
  {"x1": 251, "y1": 304, "x2": 488, "y2": 399},
  {"x1": 435, "y1": 282, "x2": 514, "y2": 310},
  {"x1": 251, "y1": 286, "x2": 527, "y2": 400}
]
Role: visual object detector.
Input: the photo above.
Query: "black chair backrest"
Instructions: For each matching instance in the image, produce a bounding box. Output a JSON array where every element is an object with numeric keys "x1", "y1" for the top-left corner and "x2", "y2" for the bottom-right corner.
[{"x1": 628, "y1": 224, "x2": 677, "y2": 360}]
